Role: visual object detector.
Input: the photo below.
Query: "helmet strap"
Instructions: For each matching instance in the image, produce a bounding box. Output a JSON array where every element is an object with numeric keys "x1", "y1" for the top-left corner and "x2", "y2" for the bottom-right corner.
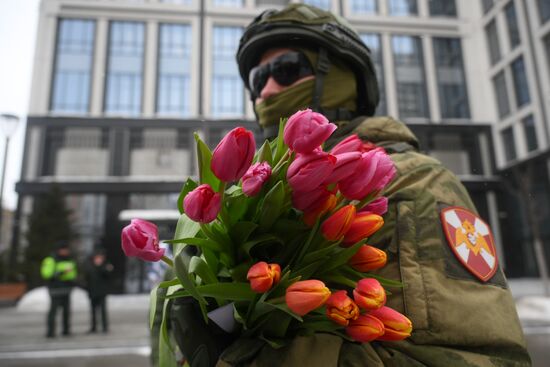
[{"x1": 312, "y1": 47, "x2": 330, "y2": 111}]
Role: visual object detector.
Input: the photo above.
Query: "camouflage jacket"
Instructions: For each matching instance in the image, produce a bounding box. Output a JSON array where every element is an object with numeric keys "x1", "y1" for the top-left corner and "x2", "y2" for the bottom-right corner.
[{"x1": 217, "y1": 116, "x2": 531, "y2": 367}]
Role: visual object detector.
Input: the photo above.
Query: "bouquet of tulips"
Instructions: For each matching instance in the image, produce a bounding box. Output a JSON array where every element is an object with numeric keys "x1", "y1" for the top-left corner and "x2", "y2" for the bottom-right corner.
[{"x1": 121, "y1": 109, "x2": 412, "y2": 362}]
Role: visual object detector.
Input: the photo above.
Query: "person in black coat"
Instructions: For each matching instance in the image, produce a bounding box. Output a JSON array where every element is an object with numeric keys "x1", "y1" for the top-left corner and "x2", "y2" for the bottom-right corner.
[{"x1": 85, "y1": 249, "x2": 113, "y2": 333}]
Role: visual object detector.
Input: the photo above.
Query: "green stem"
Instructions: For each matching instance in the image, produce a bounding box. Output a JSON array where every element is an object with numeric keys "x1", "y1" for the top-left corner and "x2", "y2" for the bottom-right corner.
[{"x1": 161, "y1": 256, "x2": 173, "y2": 267}]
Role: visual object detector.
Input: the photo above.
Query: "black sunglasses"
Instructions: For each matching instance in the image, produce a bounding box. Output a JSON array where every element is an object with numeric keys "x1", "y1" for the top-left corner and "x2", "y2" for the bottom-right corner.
[{"x1": 249, "y1": 51, "x2": 315, "y2": 98}]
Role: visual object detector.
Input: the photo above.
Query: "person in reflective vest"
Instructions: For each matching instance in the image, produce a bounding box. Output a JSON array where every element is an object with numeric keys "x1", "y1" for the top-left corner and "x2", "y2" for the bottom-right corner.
[{"x1": 41, "y1": 243, "x2": 77, "y2": 338}]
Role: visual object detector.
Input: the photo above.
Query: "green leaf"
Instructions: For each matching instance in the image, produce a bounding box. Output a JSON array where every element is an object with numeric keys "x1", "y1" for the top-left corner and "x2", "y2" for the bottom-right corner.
[
  {"x1": 317, "y1": 239, "x2": 366, "y2": 275},
  {"x1": 194, "y1": 282, "x2": 256, "y2": 301},
  {"x1": 158, "y1": 278, "x2": 180, "y2": 289},
  {"x1": 149, "y1": 284, "x2": 159, "y2": 329},
  {"x1": 202, "y1": 248, "x2": 220, "y2": 276},
  {"x1": 158, "y1": 298, "x2": 177, "y2": 367},
  {"x1": 258, "y1": 181, "x2": 285, "y2": 231},
  {"x1": 174, "y1": 253, "x2": 208, "y2": 320},
  {"x1": 273, "y1": 118, "x2": 287, "y2": 164},
  {"x1": 177, "y1": 178, "x2": 198, "y2": 214},
  {"x1": 166, "y1": 237, "x2": 223, "y2": 252},
  {"x1": 257, "y1": 140, "x2": 273, "y2": 165},
  {"x1": 302, "y1": 241, "x2": 341, "y2": 264},
  {"x1": 194, "y1": 132, "x2": 220, "y2": 191},
  {"x1": 261, "y1": 301, "x2": 303, "y2": 322},
  {"x1": 241, "y1": 234, "x2": 284, "y2": 257},
  {"x1": 340, "y1": 266, "x2": 404, "y2": 288},
  {"x1": 224, "y1": 190, "x2": 249, "y2": 225},
  {"x1": 291, "y1": 259, "x2": 326, "y2": 280},
  {"x1": 230, "y1": 221, "x2": 258, "y2": 245},
  {"x1": 320, "y1": 273, "x2": 358, "y2": 289},
  {"x1": 189, "y1": 256, "x2": 218, "y2": 285},
  {"x1": 172, "y1": 214, "x2": 201, "y2": 257}
]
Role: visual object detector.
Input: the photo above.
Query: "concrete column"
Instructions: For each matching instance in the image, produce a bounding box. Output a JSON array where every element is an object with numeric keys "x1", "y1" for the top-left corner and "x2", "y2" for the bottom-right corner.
[
  {"x1": 91, "y1": 18, "x2": 109, "y2": 116},
  {"x1": 422, "y1": 36, "x2": 440, "y2": 122},
  {"x1": 381, "y1": 33, "x2": 398, "y2": 118},
  {"x1": 143, "y1": 21, "x2": 159, "y2": 117}
]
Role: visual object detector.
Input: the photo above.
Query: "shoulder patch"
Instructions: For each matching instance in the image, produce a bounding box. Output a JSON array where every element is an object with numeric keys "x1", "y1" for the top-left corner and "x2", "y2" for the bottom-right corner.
[{"x1": 440, "y1": 207, "x2": 498, "y2": 282}]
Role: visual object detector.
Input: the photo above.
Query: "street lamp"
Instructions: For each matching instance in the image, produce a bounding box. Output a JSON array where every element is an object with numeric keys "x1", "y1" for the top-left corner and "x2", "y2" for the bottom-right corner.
[{"x1": 0, "y1": 114, "x2": 20, "y2": 247}]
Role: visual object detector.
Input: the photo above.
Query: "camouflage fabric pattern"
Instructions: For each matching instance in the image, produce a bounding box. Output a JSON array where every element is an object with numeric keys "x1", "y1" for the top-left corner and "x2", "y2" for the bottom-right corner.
[{"x1": 217, "y1": 116, "x2": 531, "y2": 367}]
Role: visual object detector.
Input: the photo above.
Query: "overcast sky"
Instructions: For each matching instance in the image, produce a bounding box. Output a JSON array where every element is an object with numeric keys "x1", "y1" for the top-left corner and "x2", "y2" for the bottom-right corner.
[{"x1": 0, "y1": 0, "x2": 40, "y2": 210}]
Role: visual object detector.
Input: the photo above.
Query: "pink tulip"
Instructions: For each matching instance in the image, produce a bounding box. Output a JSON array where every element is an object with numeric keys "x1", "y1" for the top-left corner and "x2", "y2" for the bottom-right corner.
[
  {"x1": 284, "y1": 109, "x2": 337, "y2": 154},
  {"x1": 323, "y1": 151, "x2": 362, "y2": 185},
  {"x1": 211, "y1": 127, "x2": 256, "y2": 182},
  {"x1": 330, "y1": 134, "x2": 363, "y2": 155},
  {"x1": 287, "y1": 150, "x2": 336, "y2": 192},
  {"x1": 339, "y1": 150, "x2": 396, "y2": 200},
  {"x1": 242, "y1": 162, "x2": 272, "y2": 197},
  {"x1": 183, "y1": 184, "x2": 221, "y2": 223},
  {"x1": 292, "y1": 185, "x2": 331, "y2": 212},
  {"x1": 121, "y1": 219, "x2": 165, "y2": 262},
  {"x1": 360, "y1": 197, "x2": 388, "y2": 216}
]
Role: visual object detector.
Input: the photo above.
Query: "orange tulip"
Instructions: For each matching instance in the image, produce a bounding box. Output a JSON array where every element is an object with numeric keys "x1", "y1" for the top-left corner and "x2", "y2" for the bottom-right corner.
[
  {"x1": 285, "y1": 280, "x2": 331, "y2": 316},
  {"x1": 369, "y1": 306, "x2": 412, "y2": 341},
  {"x1": 247, "y1": 262, "x2": 281, "y2": 293},
  {"x1": 345, "y1": 314, "x2": 385, "y2": 342},
  {"x1": 303, "y1": 193, "x2": 337, "y2": 227},
  {"x1": 349, "y1": 245, "x2": 387, "y2": 272},
  {"x1": 342, "y1": 212, "x2": 383, "y2": 246},
  {"x1": 325, "y1": 290, "x2": 360, "y2": 326},
  {"x1": 353, "y1": 278, "x2": 386, "y2": 310},
  {"x1": 321, "y1": 205, "x2": 356, "y2": 241}
]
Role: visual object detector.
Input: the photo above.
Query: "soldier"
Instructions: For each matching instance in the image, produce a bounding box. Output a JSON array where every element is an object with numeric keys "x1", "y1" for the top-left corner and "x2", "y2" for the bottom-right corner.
[
  {"x1": 41, "y1": 243, "x2": 77, "y2": 338},
  {"x1": 214, "y1": 4, "x2": 531, "y2": 366}
]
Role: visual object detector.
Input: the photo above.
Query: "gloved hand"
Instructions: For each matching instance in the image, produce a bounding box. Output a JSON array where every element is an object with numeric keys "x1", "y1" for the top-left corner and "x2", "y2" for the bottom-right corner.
[{"x1": 170, "y1": 297, "x2": 237, "y2": 367}]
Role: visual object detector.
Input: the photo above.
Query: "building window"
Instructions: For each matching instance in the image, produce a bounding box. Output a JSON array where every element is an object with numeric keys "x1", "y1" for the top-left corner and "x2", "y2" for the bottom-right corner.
[
  {"x1": 433, "y1": 38, "x2": 470, "y2": 119},
  {"x1": 50, "y1": 19, "x2": 95, "y2": 114},
  {"x1": 213, "y1": 0, "x2": 243, "y2": 6},
  {"x1": 493, "y1": 71, "x2": 510, "y2": 118},
  {"x1": 388, "y1": 0, "x2": 418, "y2": 16},
  {"x1": 511, "y1": 57, "x2": 530, "y2": 108},
  {"x1": 482, "y1": 0, "x2": 494, "y2": 14},
  {"x1": 522, "y1": 115, "x2": 538, "y2": 152},
  {"x1": 157, "y1": 24, "x2": 192, "y2": 117},
  {"x1": 160, "y1": 0, "x2": 191, "y2": 4},
  {"x1": 211, "y1": 26, "x2": 244, "y2": 117},
  {"x1": 302, "y1": 0, "x2": 331, "y2": 10},
  {"x1": 428, "y1": 0, "x2": 457, "y2": 17},
  {"x1": 360, "y1": 34, "x2": 386, "y2": 115},
  {"x1": 351, "y1": 0, "x2": 377, "y2": 14},
  {"x1": 538, "y1": 0, "x2": 550, "y2": 25},
  {"x1": 104, "y1": 21, "x2": 145, "y2": 116},
  {"x1": 392, "y1": 35, "x2": 429, "y2": 119},
  {"x1": 485, "y1": 20, "x2": 501, "y2": 65},
  {"x1": 505, "y1": 2, "x2": 521, "y2": 49},
  {"x1": 501, "y1": 127, "x2": 516, "y2": 161}
]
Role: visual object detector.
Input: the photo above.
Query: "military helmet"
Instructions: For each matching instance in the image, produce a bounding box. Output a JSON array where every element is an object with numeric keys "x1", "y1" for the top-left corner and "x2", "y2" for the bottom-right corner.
[{"x1": 237, "y1": 3, "x2": 379, "y2": 117}]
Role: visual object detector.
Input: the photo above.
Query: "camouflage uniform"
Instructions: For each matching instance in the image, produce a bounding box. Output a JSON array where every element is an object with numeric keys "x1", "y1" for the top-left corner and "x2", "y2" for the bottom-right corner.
[{"x1": 216, "y1": 116, "x2": 531, "y2": 366}]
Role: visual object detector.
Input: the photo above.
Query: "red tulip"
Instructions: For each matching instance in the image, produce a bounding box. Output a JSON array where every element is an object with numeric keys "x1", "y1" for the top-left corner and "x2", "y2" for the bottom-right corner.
[
  {"x1": 284, "y1": 109, "x2": 337, "y2": 154},
  {"x1": 247, "y1": 262, "x2": 281, "y2": 293},
  {"x1": 323, "y1": 152, "x2": 362, "y2": 185},
  {"x1": 330, "y1": 134, "x2": 363, "y2": 155},
  {"x1": 359, "y1": 197, "x2": 388, "y2": 216},
  {"x1": 121, "y1": 219, "x2": 165, "y2": 262},
  {"x1": 321, "y1": 205, "x2": 356, "y2": 241},
  {"x1": 303, "y1": 192, "x2": 337, "y2": 227},
  {"x1": 342, "y1": 212, "x2": 384, "y2": 245},
  {"x1": 346, "y1": 314, "x2": 385, "y2": 342},
  {"x1": 339, "y1": 150, "x2": 396, "y2": 200},
  {"x1": 349, "y1": 245, "x2": 387, "y2": 272},
  {"x1": 369, "y1": 306, "x2": 412, "y2": 341},
  {"x1": 183, "y1": 184, "x2": 221, "y2": 223},
  {"x1": 242, "y1": 162, "x2": 272, "y2": 197},
  {"x1": 325, "y1": 290, "x2": 360, "y2": 326},
  {"x1": 287, "y1": 150, "x2": 336, "y2": 192},
  {"x1": 211, "y1": 127, "x2": 256, "y2": 182},
  {"x1": 353, "y1": 278, "x2": 386, "y2": 310},
  {"x1": 285, "y1": 280, "x2": 331, "y2": 316}
]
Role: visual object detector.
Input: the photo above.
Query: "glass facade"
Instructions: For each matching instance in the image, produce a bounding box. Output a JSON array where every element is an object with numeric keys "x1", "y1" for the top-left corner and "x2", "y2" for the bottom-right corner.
[
  {"x1": 485, "y1": 20, "x2": 501, "y2": 66},
  {"x1": 392, "y1": 35, "x2": 429, "y2": 119},
  {"x1": 505, "y1": 2, "x2": 521, "y2": 50},
  {"x1": 360, "y1": 34, "x2": 386, "y2": 115},
  {"x1": 482, "y1": 0, "x2": 494, "y2": 14},
  {"x1": 501, "y1": 127, "x2": 516, "y2": 161},
  {"x1": 351, "y1": 0, "x2": 377, "y2": 14},
  {"x1": 157, "y1": 24, "x2": 192, "y2": 117},
  {"x1": 211, "y1": 26, "x2": 244, "y2": 117},
  {"x1": 388, "y1": 0, "x2": 418, "y2": 16},
  {"x1": 104, "y1": 21, "x2": 145, "y2": 116},
  {"x1": 160, "y1": 0, "x2": 192, "y2": 4},
  {"x1": 433, "y1": 38, "x2": 470, "y2": 119},
  {"x1": 493, "y1": 71, "x2": 510, "y2": 118},
  {"x1": 538, "y1": 0, "x2": 550, "y2": 24},
  {"x1": 511, "y1": 57, "x2": 530, "y2": 108},
  {"x1": 428, "y1": 0, "x2": 457, "y2": 17},
  {"x1": 51, "y1": 19, "x2": 95, "y2": 113},
  {"x1": 213, "y1": 0, "x2": 243, "y2": 7},
  {"x1": 522, "y1": 115, "x2": 538, "y2": 152},
  {"x1": 303, "y1": 0, "x2": 331, "y2": 10}
]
